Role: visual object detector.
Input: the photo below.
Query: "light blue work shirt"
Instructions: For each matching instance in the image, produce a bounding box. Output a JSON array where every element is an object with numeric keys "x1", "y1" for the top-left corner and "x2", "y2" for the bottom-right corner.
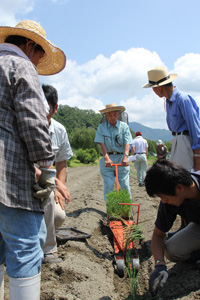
[
  {"x1": 166, "y1": 87, "x2": 200, "y2": 149},
  {"x1": 94, "y1": 120, "x2": 133, "y2": 152}
]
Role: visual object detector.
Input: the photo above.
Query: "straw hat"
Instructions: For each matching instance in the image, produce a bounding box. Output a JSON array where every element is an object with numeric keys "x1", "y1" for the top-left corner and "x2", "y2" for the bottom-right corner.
[
  {"x1": 0, "y1": 20, "x2": 66, "y2": 75},
  {"x1": 143, "y1": 66, "x2": 177, "y2": 88},
  {"x1": 99, "y1": 103, "x2": 125, "y2": 114}
]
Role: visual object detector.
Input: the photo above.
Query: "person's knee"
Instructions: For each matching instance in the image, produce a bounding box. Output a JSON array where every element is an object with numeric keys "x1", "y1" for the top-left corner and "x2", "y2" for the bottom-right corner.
[{"x1": 165, "y1": 239, "x2": 189, "y2": 262}]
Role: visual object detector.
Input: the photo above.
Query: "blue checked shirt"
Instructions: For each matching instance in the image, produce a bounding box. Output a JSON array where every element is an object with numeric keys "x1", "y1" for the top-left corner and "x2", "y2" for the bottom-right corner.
[{"x1": 0, "y1": 44, "x2": 54, "y2": 211}]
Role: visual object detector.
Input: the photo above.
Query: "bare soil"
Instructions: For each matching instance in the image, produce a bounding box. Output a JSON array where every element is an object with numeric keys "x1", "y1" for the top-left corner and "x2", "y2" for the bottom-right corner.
[{"x1": 4, "y1": 164, "x2": 200, "y2": 299}]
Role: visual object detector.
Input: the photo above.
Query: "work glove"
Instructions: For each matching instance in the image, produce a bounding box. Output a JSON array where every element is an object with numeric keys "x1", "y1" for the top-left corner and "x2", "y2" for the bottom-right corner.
[
  {"x1": 149, "y1": 264, "x2": 168, "y2": 296},
  {"x1": 33, "y1": 168, "x2": 56, "y2": 208}
]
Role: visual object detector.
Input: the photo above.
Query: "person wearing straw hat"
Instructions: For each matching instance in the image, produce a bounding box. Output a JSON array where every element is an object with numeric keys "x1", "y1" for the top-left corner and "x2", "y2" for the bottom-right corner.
[
  {"x1": 156, "y1": 139, "x2": 168, "y2": 160},
  {"x1": 143, "y1": 66, "x2": 200, "y2": 172},
  {"x1": 94, "y1": 103, "x2": 133, "y2": 200},
  {"x1": 0, "y1": 20, "x2": 66, "y2": 299}
]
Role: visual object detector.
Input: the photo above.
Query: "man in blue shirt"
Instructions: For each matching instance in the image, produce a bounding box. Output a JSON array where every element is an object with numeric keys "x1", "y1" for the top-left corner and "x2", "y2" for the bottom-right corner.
[
  {"x1": 144, "y1": 159, "x2": 200, "y2": 296},
  {"x1": 143, "y1": 66, "x2": 200, "y2": 172},
  {"x1": 94, "y1": 103, "x2": 133, "y2": 200}
]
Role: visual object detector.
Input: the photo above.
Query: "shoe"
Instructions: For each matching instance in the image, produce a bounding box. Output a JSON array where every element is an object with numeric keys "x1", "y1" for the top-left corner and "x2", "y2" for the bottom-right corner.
[
  {"x1": 139, "y1": 183, "x2": 144, "y2": 187},
  {"x1": 42, "y1": 253, "x2": 62, "y2": 264}
]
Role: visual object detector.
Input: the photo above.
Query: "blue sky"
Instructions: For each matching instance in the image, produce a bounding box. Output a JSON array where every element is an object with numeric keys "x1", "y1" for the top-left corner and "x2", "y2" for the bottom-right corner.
[{"x1": 2, "y1": 0, "x2": 200, "y2": 129}]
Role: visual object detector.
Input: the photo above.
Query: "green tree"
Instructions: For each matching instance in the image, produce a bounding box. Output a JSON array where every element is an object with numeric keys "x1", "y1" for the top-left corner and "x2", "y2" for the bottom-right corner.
[
  {"x1": 53, "y1": 105, "x2": 102, "y2": 134},
  {"x1": 70, "y1": 127, "x2": 100, "y2": 156}
]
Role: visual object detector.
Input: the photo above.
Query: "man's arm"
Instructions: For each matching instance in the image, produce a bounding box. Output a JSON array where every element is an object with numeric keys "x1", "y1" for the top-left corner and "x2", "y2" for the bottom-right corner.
[
  {"x1": 56, "y1": 161, "x2": 67, "y2": 183},
  {"x1": 145, "y1": 146, "x2": 148, "y2": 157},
  {"x1": 122, "y1": 144, "x2": 130, "y2": 166},
  {"x1": 131, "y1": 146, "x2": 135, "y2": 155},
  {"x1": 151, "y1": 226, "x2": 166, "y2": 264},
  {"x1": 55, "y1": 160, "x2": 71, "y2": 208},
  {"x1": 100, "y1": 143, "x2": 113, "y2": 167},
  {"x1": 193, "y1": 150, "x2": 200, "y2": 171}
]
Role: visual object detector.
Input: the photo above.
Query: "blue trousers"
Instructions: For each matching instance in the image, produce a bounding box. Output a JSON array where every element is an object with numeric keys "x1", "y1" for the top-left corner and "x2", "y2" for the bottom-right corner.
[
  {"x1": 100, "y1": 154, "x2": 131, "y2": 200},
  {"x1": 0, "y1": 202, "x2": 46, "y2": 278}
]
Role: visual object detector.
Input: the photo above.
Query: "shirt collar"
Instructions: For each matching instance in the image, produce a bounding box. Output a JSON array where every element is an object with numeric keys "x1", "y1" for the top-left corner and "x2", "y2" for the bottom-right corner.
[
  {"x1": 168, "y1": 86, "x2": 178, "y2": 103},
  {"x1": 108, "y1": 119, "x2": 120, "y2": 129},
  {"x1": 0, "y1": 43, "x2": 30, "y2": 61}
]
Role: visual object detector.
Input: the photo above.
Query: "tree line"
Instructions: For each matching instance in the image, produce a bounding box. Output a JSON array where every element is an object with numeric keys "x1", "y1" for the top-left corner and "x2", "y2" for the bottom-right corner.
[{"x1": 54, "y1": 105, "x2": 172, "y2": 163}]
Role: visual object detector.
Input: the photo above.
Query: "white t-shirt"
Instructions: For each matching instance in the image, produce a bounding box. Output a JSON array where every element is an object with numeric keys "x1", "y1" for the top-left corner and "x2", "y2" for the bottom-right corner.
[
  {"x1": 132, "y1": 136, "x2": 148, "y2": 153},
  {"x1": 49, "y1": 118, "x2": 73, "y2": 163}
]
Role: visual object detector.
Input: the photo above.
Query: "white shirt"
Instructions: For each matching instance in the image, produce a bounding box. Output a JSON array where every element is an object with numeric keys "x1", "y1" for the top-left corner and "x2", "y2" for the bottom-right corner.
[
  {"x1": 132, "y1": 136, "x2": 148, "y2": 153},
  {"x1": 49, "y1": 118, "x2": 73, "y2": 163}
]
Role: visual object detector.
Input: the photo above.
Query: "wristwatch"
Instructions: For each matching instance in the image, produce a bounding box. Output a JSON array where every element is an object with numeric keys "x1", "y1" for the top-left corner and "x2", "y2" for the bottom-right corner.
[{"x1": 124, "y1": 153, "x2": 129, "y2": 157}]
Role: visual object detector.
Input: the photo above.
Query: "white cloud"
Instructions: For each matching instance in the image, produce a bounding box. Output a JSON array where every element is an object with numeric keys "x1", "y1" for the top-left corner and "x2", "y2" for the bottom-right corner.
[
  {"x1": 2, "y1": 0, "x2": 200, "y2": 130},
  {"x1": 43, "y1": 48, "x2": 167, "y2": 128},
  {"x1": 174, "y1": 53, "x2": 200, "y2": 93},
  {"x1": 0, "y1": 0, "x2": 35, "y2": 25},
  {"x1": 44, "y1": 48, "x2": 200, "y2": 130}
]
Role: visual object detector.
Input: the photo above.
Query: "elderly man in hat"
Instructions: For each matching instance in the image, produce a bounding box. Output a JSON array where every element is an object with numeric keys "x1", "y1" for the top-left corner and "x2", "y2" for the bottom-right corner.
[
  {"x1": 156, "y1": 140, "x2": 168, "y2": 160},
  {"x1": 94, "y1": 103, "x2": 133, "y2": 200},
  {"x1": 143, "y1": 66, "x2": 200, "y2": 172},
  {"x1": 131, "y1": 131, "x2": 148, "y2": 187},
  {"x1": 0, "y1": 20, "x2": 66, "y2": 299}
]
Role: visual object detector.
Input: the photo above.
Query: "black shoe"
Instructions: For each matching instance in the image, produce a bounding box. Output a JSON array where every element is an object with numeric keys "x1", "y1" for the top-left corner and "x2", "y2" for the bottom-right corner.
[{"x1": 139, "y1": 183, "x2": 144, "y2": 187}]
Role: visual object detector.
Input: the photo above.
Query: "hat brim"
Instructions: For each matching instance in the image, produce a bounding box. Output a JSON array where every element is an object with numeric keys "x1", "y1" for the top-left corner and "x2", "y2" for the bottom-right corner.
[
  {"x1": 143, "y1": 74, "x2": 177, "y2": 88},
  {"x1": 0, "y1": 26, "x2": 66, "y2": 75},
  {"x1": 99, "y1": 106, "x2": 125, "y2": 114}
]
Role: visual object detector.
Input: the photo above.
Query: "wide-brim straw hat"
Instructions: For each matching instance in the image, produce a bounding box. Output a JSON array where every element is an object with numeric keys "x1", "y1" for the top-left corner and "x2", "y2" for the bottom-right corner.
[
  {"x1": 143, "y1": 66, "x2": 177, "y2": 88},
  {"x1": 0, "y1": 20, "x2": 66, "y2": 76},
  {"x1": 99, "y1": 103, "x2": 125, "y2": 114}
]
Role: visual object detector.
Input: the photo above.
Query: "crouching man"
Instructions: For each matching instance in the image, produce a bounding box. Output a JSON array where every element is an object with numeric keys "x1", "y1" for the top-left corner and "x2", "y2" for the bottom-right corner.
[{"x1": 144, "y1": 159, "x2": 200, "y2": 296}]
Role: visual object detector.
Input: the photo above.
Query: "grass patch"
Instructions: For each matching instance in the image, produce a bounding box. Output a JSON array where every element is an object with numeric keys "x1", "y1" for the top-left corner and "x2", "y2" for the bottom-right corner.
[
  {"x1": 68, "y1": 157, "x2": 99, "y2": 167},
  {"x1": 147, "y1": 155, "x2": 157, "y2": 166}
]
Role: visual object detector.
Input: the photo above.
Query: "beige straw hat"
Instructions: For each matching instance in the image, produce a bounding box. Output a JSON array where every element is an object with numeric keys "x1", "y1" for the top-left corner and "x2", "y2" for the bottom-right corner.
[
  {"x1": 99, "y1": 103, "x2": 125, "y2": 114},
  {"x1": 0, "y1": 20, "x2": 66, "y2": 75},
  {"x1": 143, "y1": 66, "x2": 177, "y2": 88}
]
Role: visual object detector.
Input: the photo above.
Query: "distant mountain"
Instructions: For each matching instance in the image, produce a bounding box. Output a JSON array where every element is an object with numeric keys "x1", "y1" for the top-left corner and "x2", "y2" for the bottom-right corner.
[{"x1": 129, "y1": 122, "x2": 172, "y2": 142}]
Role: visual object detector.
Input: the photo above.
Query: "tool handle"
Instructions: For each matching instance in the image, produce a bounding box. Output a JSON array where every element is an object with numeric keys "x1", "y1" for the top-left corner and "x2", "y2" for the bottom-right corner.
[{"x1": 111, "y1": 163, "x2": 123, "y2": 191}]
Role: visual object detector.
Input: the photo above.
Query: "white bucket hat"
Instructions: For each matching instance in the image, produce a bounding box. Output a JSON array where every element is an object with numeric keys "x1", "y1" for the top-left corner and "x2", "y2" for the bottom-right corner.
[
  {"x1": 143, "y1": 66, "x2": 177, "y2": 88},
  {"x1": 99, "y1": 103, "x2": 125, "y2": 114},
  {"x1": 0, "y1": 20, "x2": 66, "y2": 75},
  {"x1": 156, "y1": 140, "x2": 163, "y2": 145}
]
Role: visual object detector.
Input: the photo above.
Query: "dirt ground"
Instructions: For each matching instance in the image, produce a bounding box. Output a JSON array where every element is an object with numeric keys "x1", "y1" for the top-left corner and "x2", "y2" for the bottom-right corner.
[{"x1": 4, "y1": 164, "x2": 200, "y2": 299}]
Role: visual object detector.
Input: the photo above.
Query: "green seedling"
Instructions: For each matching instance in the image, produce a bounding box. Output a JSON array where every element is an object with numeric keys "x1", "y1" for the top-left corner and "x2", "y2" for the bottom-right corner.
[{"x1": 106, "y1": 190, "x2": 132, "y2": 220}]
